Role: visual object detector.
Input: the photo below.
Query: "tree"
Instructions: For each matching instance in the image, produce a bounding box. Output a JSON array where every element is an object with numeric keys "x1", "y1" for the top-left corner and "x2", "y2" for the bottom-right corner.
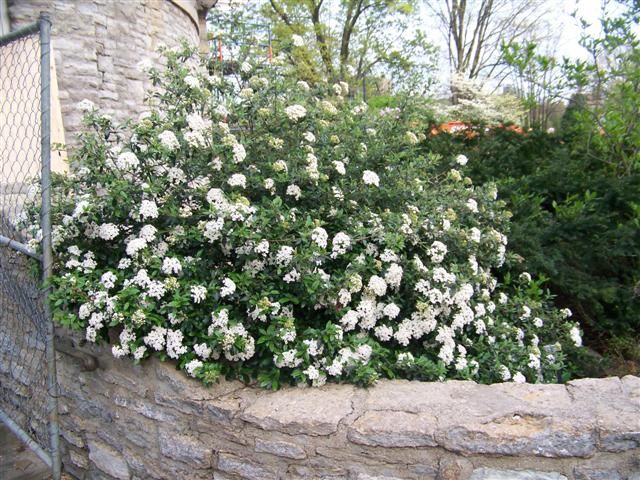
[
  {"x1": 262, "y1": 0, "x2": 437, "y2": 94},
  {"x1": 426, "y1": 0, "x2": 552, "y2": 83},
  {"x1": 500, "y1": 40, "x2": 566, "y2": 129}
]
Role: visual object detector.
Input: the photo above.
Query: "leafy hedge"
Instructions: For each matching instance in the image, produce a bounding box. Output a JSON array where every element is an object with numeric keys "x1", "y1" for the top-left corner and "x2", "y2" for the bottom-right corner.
[
  {"x1": 422, "y1": 125, "x2": 639, "y2": 372},
  {"x1": 19, "y1": 46, "x2": 582, "y2": 387}
]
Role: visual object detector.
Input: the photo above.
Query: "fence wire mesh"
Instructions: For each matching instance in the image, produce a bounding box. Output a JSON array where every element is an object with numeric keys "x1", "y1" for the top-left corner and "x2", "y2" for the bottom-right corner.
[{"x1": 0, "y1": 26, "x2": 54, "y2": 464}]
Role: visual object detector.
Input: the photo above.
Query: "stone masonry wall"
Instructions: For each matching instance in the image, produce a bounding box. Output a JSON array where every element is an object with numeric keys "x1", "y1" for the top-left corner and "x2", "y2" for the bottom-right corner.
[
  {"x1": 51, "y1": 337, "x2": 640, "y2": 480},
  {"x1": 8, "y1": 0, "x2": 200, "y2": 149}
]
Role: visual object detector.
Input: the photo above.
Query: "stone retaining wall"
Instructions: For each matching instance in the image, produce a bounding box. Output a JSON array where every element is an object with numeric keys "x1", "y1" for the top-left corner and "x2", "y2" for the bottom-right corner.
[{"x1": 52, "y1": 338, "x2": 640, "y2": 480}]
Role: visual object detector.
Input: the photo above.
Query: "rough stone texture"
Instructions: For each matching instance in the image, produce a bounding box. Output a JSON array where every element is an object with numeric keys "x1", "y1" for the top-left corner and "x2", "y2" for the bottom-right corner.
[
  {"x1": 348, "y1": 411, "x2": 438, "y2": 447},
  {"x1": 469, "y1": 469, "x2": 568, "y2": 480},
  {"x1": 254, "y1": 438, "x2": 307, "y2": 460},
  {"x1": 240, "y1": 384, "x2": 355, "y2": 436},
  {"x1": 87, "y1": 439, "x2": 130, "y2": 480},
  {"x1": 8, "y1": 0, "x2": 201, "y2": 149},
  {"x1": 573, "y1": 468, "x2": 623, "y2": 480},
  {"x1": 1, "y1": 326, "x2": 639, "y2": 479}
]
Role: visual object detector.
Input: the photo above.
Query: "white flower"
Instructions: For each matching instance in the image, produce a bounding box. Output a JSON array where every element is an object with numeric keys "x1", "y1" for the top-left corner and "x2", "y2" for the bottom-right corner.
[
  {"x1": 332, "y1": 161, "x2": 346, "y2": 175},
  {"x1": 384, "y1": 264, "x2": 403, "y2": 290},
  {"x1": 144, "y1": 326, "x2": 167, "y2": 351},
  {"x1": 283, "y1": 269, "x2": 300, "y2": 283},
  {"x1": 191, "y1": 285, "x2": 207, "y2": 303},
  {"x1": 297, "y1": 80, "x2": 310, "y2": 91},
  {"x1": 362, "y1": 170, "x2": 380, "y2": 187},
  {"x1": 184, "y1": 75, "x2": 200, "y2": 89},
  {"x1": 331, "y1": 232, "x2": 351, "y2": 258},
  {"x1": 166, "y1": 329, "x2": 187, "y2": 359},
  {"x1": 367, "y1": 275, "x2": 387, "y2": 297},
  {"x1": 116, "y1": 151, "x2": 139, "y2": 170},
  {"x1": 220, "y1": 278, "x2": 236, "y2": 297},
  {"x1": 466, "y1": 198, "x2": 478, "y2": 213},
  {"x1": 499, "y1": 365, "x2": 511, "y2": 381},
  {"x1": 405, "y1": 131, "x2": 419, "y2": 144},
  {"x1": 100, "y1": 271, "x2": 117, "y2": 290},
  {"x1": 291, "y1": 34, "x2": 304, "y2": 47},
  {"x1": 255, "y1": 239, "x2": 270, "y2": 256},
  {"x1": 146, "y1": 280, "x2": 166, "y2": 299},
  {"x1": 240, "y1": 61, "x2": 252, "y2": 73},
  {"x1": 126, "y1": 237, "x2": 147, "y2": 256},
  {"x1": 383, "y1": 303, "x2": 400, "y2": 319},
  {"x1": 456, "y1": 154, "x2": 468, "y2": 166},
  {"x1": 185, "y1": 359, "x2": 203, "y2": 378},
  {"x1": 139, "y1": 200, "x2": 159, "y2": 219},
  {"x1": 469, "y1": 227, "x2": 481, "y2": 243},
  {"x1": 561, "y1": 308, "x2": 573, "y2": 319},
  {"x1": 98, "y1": 223, "x2": 119, "y2": 241},
  {"x1": 303, "y1": 365, "x2": 319, "y2": 380},
  {"x1": 311, "y1": 227, "x2": 328, "y2": 249},
  {"x1": 276, "y1": 246, "x2": 294, "y2": 266},
  {"x1": 194, "y1": 343, "x2": 212, "y2": 360},
  {"x1": 162, "y1": 257, "x2": 182, "y2": 275},
  {"x1": 375, "y1": 325, "x2": 394, "y2": 342},
  {"x1": 285, "y1": 104, "x2": 307, "y2": 121},
  {"x1": 519, "y1": 272, "x2": 532, "y2": 283},
  {"x1": 78, "y1": 99, "x2": 95, "y2": 112},
  {"x1": 133, "y1": 346, "x2": 147, "y2": 360},
  {"x1": 302, "y1": 131, "x2": 316, "y2": 143},
  {"x1": 232, "y1": 143, "x2": 246, "y2": 163},
  {"x1": 158, "y1": 130, "x2": 180, "y2": 151},
  {"x1": 513, "y1": 372, "x2": 527, "y2": 383},
  {"x1": 570, "y1": 325, "x2": 582, "y2": 347},
  {"x1": 203, "y1": 218, "x2": 224, "y2": 243},
  {"x1": 227, "y1": 173, "x2": 246, "y2": 189},
  {"x1": 286, "y1": 184, "x2": 302, "y2": 200},
  {"x1": 533, "y1": 317, "x2": 544, "y2": 328},
  {"x1": 273, "y1": 160, "x2": 288, "y2": 173},
  {"x1": 428, "y1": 241, "x2": 448, "y2": 263}
]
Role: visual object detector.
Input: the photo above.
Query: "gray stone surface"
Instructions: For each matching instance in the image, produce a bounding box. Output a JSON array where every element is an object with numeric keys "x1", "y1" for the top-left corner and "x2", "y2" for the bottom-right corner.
[
  {"x1": 240, "y1": 385, "x2": 355, "y2": 436},
  {"x1": 574, "y1": 468, "x2": 623, "y2": 480},
  {"x1": 87, "y1": 439, "x2": 130, "y2": 480},
  {"x1": 158, "y1": 429, "x2": 212, "y2": 468},
  {"x1": 348, "y1": 411, "x2": 438, "y2": 447},
  {"x1": 3, "y1": 327, "x2": 640, "y2": 479},
  {"x1": 217, "y1": 452, "x2": 277, "y2": 480},
  {"x1": 8, "y1": 0, "x2": 202, "y2": 150},
  {"x1": 469, "y1": 468, "x2": 568, "y2": 480},
  {"x1": 254, "y1": 438, "x2": 307, "y2": 459}
]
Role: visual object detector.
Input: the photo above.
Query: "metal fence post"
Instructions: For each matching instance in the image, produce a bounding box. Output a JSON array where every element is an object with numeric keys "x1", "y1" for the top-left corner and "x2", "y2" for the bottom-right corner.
[{"x1": 39, "y1": 11, "x2": 61, "y2": 480}]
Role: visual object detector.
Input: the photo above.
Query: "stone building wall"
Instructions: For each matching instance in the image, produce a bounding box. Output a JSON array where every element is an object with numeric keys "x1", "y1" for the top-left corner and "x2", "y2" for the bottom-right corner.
[
  {"x1": 7, "y1": 0, "x2": 205, "y2": 149},
  {"x1": 47, "y1": 336, "x2": 640, "y2": 480}
]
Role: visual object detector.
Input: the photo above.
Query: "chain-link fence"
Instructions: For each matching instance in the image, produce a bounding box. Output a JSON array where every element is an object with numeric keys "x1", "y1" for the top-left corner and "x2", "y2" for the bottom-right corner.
[{"x1": 0, "y1": 14, "x2": 61, "y2": 479}]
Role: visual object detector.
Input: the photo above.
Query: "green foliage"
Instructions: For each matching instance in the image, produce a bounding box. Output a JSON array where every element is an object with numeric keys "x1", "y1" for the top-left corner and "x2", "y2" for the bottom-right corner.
[
  {"x1": 15, "y1": 45, "x2": 585, "y2": 389},
  {"x1": 422, "y1": 125, "x2": 640, "y2": 365}
]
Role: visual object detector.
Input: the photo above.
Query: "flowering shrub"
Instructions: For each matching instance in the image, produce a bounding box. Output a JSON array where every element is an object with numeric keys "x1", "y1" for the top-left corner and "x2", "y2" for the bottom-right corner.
[{"x1": 30, "y1": 45, "x2": 582, "y2": 388}]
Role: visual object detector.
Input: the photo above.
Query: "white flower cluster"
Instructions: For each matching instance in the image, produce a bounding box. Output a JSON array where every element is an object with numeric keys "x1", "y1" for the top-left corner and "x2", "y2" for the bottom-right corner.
[{"x1": 44, "y1": 47, "x2": 580, "y2": 390}]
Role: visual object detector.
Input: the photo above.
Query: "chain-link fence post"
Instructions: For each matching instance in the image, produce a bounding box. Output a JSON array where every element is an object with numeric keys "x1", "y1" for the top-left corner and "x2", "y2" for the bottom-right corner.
[
  {"x1": 0, "y1": 11, "x2": 61, "y2": 478},
  {"x1": 39, "y1": 12, "x2": 61, "y2": 480}
]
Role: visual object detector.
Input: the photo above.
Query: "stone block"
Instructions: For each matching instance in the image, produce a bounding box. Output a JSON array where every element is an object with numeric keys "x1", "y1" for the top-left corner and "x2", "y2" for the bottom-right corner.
[
  {"x1": 469, "y1": 468, "x2": 568, "y2": 480},
  {"x1": 440, "y1": 413, "x2": 596, "y2": 457},
  {"x1": 574, "y1": 469, "x2": 623, "y2": 480},
  {"x1": 254, "y1": 438, "x2": 307, "y2": 459},
  {"x1": 216, "y1": 452, "x2": 277, "y2": 480},
  {"x1": 438, "y1": 458, "x2": 473, "y2": 480},
  {"x1": 158, "y1": 430, "x2": 212, "y2": 468},
  {"x1": 240, "y1": 384, "x2": 354, "y2": 436},
  {"x1": 88, "y1": 439, "x2": 130, "y2": 480},
  {"x1": 69, "y1": 449, "x2": 89, "y2": 469},
  {"x1": 348, "y1": 411, "x2": 438, "y2": 447}
]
